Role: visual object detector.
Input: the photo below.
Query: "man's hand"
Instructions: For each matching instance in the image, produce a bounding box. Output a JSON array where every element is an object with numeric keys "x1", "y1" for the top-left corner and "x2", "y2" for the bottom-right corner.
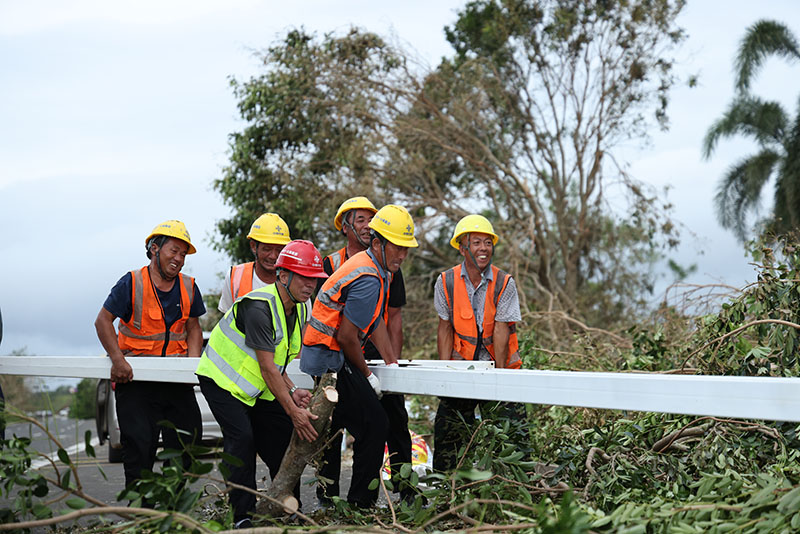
[
  {"x1": 290, "y1": 407, "x2": 319, "y2": 442},
  {"x1": 95, "y1": 307, "x2": 132, "y2": 382},
  {"x1": 367, "y1": 372, "x2": 382, "y2": 398},
  {"x1": 292, "y1": 388, "x2": 312, "y2": 409},
  {"x1": 110, "y1": 357, "x2": 133, "y2": 383}
]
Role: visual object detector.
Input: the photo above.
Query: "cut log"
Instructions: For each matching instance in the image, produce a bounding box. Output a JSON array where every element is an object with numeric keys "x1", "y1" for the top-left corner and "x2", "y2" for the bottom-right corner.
[{"x1": 257, "y1": 372, "x2": 338, "y2": 516}]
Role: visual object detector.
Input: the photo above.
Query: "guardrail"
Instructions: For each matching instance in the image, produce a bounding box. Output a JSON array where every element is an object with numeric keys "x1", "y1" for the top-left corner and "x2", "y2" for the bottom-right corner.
[{"x1": 2, "y1": 356, "x2": 800, "y2": 422}]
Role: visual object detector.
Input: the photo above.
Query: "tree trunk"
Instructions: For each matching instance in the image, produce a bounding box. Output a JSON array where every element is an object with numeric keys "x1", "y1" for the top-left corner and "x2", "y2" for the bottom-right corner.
[{"x1": 256, "y1": 372, "x2": 338, "y2": 516}]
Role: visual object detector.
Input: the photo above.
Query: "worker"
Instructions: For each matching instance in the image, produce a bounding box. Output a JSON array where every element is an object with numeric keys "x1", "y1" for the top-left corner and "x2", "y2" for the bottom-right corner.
[
  {"x1": 316, "y1": 197, "x2": 413, "y2": 506},
  {"x1": 218, "y1": 213, "x2": 291, "y2": 313},
  {"x1": 432, "y1": 214, "x2": 523, "y2": 472},
  {"x1": 94, "y1": 220, "x2": 205, "y2": 493},
  {"x1": 301, "y1": 204, "x2": 418, "y2": 508},
  {"x1": 196, "y1": 239, "x2": 327, "y2": 529}
]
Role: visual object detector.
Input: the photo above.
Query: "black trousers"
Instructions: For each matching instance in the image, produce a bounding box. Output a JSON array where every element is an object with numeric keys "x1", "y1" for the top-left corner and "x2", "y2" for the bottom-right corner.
[
  {"x1": 114, "y1": 381, "x2": 201, "y2": 489},
  {"x1": 198, "y1": 376, "x2": 299, "y2": 522},
  {"x1": 433, "y1": 397, "x2": 525, "y2": 472},
  {"x1": 317, "y1": 392, "x2": 412, "y2": 501},
  {"x1": 318, "y1": 361, "x2": 389, "y2": 506}
]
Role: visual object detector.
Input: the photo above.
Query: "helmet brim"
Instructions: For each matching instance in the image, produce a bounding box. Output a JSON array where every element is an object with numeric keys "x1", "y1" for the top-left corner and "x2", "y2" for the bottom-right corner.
[
  {"x1": 145, "y1": 233, "x2": 197, "y2": 254},
  {"x1": 288, "y1": 268, "x2": 329, "y2": 279}
]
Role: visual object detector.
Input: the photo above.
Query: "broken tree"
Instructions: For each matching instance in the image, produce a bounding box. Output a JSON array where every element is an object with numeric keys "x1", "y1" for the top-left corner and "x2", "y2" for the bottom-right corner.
[{"x1": 256, "y1": 372, "x2": 338, "y2": 515}]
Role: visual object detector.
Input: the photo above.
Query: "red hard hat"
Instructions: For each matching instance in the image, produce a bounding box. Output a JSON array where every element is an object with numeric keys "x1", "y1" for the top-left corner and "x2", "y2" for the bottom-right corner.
[{"x1": 275, "y1": 240, "x2": 329, "y2": 279}]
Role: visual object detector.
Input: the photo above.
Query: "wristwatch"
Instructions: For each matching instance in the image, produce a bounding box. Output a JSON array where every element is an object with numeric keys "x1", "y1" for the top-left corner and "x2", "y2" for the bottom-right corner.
[{"x1": 289, "y1": 385, "x2": 298, "y2": 395}]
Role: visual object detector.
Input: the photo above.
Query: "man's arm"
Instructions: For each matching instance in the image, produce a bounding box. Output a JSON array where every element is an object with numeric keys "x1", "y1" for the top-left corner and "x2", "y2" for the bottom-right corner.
[
  {"x1": 437, "y1": 317, "x2": 454, "y2": 360},
  {"x1": 387, "y1": 306, "x2": 403, "y2": 358},
  {"x1": 218, "y1": 269, "x2": 233, "y2": 313},
  {"x1": 256, "y1": 349, "x2": 318, "y2": 442},
  {"x1": 185, "y1": 316, "x2": 203, "y2": 357},
  {"x1": 94, "y1": 308, "x2": 133, "y2": 382},
  {"x1": 368, "y1": 318, "x2": 398, "y2": 365},
  {"x1": 336, "y1": 315, "x2": 372, "y2": 377},
  {"x1": 493, "y1": 321, "x2": 510, "y2": 369}
]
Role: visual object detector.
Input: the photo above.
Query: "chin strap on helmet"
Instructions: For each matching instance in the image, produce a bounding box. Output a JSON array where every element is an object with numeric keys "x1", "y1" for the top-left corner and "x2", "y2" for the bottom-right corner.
[
  {"x1": 278, "y1": 268, "x2": 301, "y2": 303},
  {"x1": 463, "y1": 233, "x2": 493, "y2": 273},
  {"x1": 371, "y1": 230, "x2": 390, "y2": 272},
  {"x1": 149, "y1": 236, "x2": 176, "y2": 281},
  {"x1": 345, "y1": 211, "x2": 371, "y2": 249}
]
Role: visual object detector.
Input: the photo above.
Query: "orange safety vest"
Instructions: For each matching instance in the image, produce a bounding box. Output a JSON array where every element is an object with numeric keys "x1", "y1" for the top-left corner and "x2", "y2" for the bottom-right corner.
[
  {"x1": 441, "y1": 264, "x2": 521, "y2": 369},
  {"x1": 304, "y1": 251, "x2": 387, "y2": 351},
  {"x1": 325, "y1": 247, "x2": 347, "y2": 273},
  {"x1": 229, "y1": 262, "x2": 255, "y2": 301},
  {"x1": 117, "y1": 266, "x2": 195, "y2": 357}
]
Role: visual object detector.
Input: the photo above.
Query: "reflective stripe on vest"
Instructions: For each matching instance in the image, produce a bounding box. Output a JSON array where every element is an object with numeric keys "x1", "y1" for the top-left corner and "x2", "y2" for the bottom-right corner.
[
  {"x1": 230, "y1": 262, "x2": 255, "y2": 301},
  {"x1": 118, "y1": 266, "x2": 194, "y2": 357},
  {"x1": 196, "y1": 284, "x2": 307, "y2": 406},
  {"x1": 442, "y1": 264, "x2": 521, "y2": 369},
  {"x1": 327, "y1": 248, "x2": 347, "y2": 272},
  {"x1": 303, "y1": 251, "x2": 386, "y2": 351}
]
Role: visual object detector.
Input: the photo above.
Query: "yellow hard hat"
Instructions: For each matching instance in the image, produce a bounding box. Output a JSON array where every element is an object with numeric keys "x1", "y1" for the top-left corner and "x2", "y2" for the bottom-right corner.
[
  {"x1": 368, "y1": 205, "x2": 419, "y2": 248},
  {"x1": 145, "y1": 220, "x2": 196, "y2": 254},
  {"x1": 450, "y1": 214, "x2": 499, "y2": 250},
  {"x1": 247, "y1": 213, "x2": 291, "y2": 245},
  {"x1": 333, "y1": 196, "x2": 378, "y2": 231}
]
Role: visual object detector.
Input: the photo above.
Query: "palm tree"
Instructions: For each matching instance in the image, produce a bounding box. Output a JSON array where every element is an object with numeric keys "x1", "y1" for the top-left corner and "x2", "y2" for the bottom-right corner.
[{"x1": 703, "y1": 20, "x2": 800, "y2": 241}]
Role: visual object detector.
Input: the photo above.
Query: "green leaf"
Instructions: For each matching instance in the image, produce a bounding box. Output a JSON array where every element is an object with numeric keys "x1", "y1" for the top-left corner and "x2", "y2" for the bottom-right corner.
[
  {"x1": 159, "y1": 516, "x2": 173, "y2": 533},
  {"x1": 455, "y1": 468, "x2": 492, "y2": 481},
  {"x1": 57, "y1": 448, "x2": 71, "y2": 465},
  {"x1": 32, "y1": 503, "x2": 52, "y2": 519},
  {"x1": 777, "y1": 486, "x2": 800, "y2": 513},
  {"x1": 156, "y1": 449, "x2": 183, "y2": 461},
  {"x1": 84, "y1": 430, "x2": 95, "y2": 458},
  {"x1": 368, "y1": 478, "x2": 379, "y2": 490},
  {"x1": 65, "y1": 498, "x2": 86, "y2": 509},
  {"x1": 400, "y1": 462, "x2": 412, "y2": 478}
]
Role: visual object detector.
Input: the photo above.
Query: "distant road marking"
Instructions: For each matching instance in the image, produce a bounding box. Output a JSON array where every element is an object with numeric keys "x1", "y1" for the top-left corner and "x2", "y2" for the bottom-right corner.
[{"x1": 31, "y1": 437, "x2": 101, "y2": 470}]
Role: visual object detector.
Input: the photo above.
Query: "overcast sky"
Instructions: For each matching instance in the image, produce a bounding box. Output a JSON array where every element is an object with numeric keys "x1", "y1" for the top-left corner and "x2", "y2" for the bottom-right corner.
[{"x1": 1, "y1": 1, "x2": 798, "y2": 356}]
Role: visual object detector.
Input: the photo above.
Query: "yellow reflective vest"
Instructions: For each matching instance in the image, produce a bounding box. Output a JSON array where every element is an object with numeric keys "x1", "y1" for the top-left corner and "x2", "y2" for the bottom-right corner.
[{"x1": 196, "y1": 284, "x2": 307, "y2": 405}]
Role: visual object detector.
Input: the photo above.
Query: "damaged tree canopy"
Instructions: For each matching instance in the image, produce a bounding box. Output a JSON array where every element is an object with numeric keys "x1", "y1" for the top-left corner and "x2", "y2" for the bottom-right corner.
[{"x1": 214, "y1": 0, "x2": 687, "y2": 354}]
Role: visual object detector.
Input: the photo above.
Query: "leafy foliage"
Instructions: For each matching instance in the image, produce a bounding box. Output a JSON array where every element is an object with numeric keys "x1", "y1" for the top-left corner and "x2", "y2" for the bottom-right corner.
[{"x1": 687, "y1": 243, "x2": 800, "y2": 376}]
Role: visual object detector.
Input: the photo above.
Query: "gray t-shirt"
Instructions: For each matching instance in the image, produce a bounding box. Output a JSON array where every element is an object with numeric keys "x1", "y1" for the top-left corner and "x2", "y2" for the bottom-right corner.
[
  {"x1": 235, "y1": 296, "x2": 310, "y2": 354},
  {"x1": 433, "y1": 262, "x2": 521, "y2": 361}
]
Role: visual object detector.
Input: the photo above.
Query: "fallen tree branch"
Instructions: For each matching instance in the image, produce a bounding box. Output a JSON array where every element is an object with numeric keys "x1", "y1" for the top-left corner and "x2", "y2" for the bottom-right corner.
[
  {"x1": 257, "y1": 372, "x2": 338, "y2": 517},
  {"x1": 0, "y1": 506, "x2": 212, "y2": 533},
  {"x1": 585, "y1": 446, "x2": 611, "y2": 475},
  {"x1": 652, "y1": 424, "x2": 709, "y2": 453},
  {"x1": 681, "y1": 319, "x2": 800, "y2": 370}
]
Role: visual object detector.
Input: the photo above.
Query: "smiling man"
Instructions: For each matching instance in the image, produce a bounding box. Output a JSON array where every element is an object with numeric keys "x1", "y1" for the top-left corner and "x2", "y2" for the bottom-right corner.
[
  {"x1": 218, "y1": 213, "x2": 291, "y2": 313},
  {"x1": 301, "y1": 204, "x2": 418, "y2": 508},
  {"x1": 432, "y1": 214, "x2": 523, "y2": 472},
  {"x1": 94, "y1": 219, "x2": 205, "y2": 495},
  {"x1": 316, "y1": 197, "x2": 414, "y2": 506}
]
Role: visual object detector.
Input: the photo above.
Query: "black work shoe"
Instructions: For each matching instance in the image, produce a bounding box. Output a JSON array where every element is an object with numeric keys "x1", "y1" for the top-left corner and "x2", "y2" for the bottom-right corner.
[{"x1": 234, "y1": 518, "x2": 253, "y2": 529}]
